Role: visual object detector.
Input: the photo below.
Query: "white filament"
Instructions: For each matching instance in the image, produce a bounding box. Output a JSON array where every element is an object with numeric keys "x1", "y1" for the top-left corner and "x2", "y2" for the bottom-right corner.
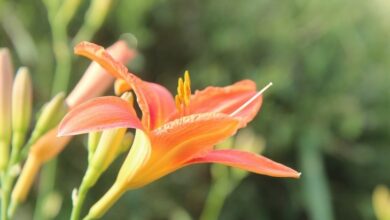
[{"x1": 230, "y1": 82, "x2": 273, "y2": 117}]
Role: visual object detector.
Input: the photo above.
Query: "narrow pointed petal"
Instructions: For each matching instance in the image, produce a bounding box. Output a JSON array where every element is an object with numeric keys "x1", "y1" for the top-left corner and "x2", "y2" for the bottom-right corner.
[
  {"x1": 74, "y1": 41, "x2": 130, "y2": 79},
  {"x1": 127, "y1": 113, "x2": 240, "y2": 187},
  {"x1": 186, "y1": 149, "x2": 301, "y2": 178},
  {"x1": 187, "y1": 80, "x2": 263, "y2": 127},
  {"x1": 59, "y1": 96, "x2": 142, "y2": 136}
]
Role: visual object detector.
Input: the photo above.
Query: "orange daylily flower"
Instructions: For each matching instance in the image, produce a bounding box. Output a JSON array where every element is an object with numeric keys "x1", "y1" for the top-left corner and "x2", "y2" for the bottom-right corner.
[
  {"x1": 60, "y1": 42, "x2": 300, "y2": 184},
  {"x1": 59, "y1": 42, "x2": 300, "y2": 218},
  {"x1": 11, "y1": 40, "x2": 136, "y2": 206}
]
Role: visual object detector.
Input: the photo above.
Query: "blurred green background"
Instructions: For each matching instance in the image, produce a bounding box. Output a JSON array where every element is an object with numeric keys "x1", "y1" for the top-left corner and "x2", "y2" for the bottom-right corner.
[{"x1": 1, "y1": 0, "x2": 390, "y2": 219}]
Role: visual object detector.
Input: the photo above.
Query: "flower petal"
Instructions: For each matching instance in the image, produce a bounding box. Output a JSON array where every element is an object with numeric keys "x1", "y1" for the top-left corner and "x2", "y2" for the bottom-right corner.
[
  {"x1": 126, "y1": 113, "x2": 240, "y2": 188},
  {"x1": 186, "y1": 149, "x2": 301, "y2": 178},
  {"x1": 152, "y1": 113, "x2": 239, "y2": 157},
  {"x1": 74, "y1": 41, "x2": 176, "y2": 130},
  {"x1": 58, "y1": 96, "x2": 142, "y2": 136},
  {"x1": 67, "y1": 40, "x2": 136, "y2": 107},
  {"x1": 129, "y1": 75, "x2": 176, "y2": 130},
  {"x1": 74, "y1": 41, "x2": 129, "y2": 79},
  {"x1": 187, "y1": 80, "x2": 263, "y2": 127}
]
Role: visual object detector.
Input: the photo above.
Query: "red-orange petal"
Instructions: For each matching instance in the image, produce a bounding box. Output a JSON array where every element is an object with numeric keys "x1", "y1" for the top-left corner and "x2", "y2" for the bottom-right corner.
[
  {"x1": 129, "y1": 75, "x2": 176, "y2": 130},
  {"x1": 151, "y1": 113, "x2": 239, "y2": 158},
  {"x1": 74, "y1": 41, "x2": 176, "y2": 130},
  {"x1": 67, "y1": 40, "x2": 136, "y2": 107},
  {"x1": 126, "y1": 113, "x2": 240, "y2": 187},
  {"x1": 58, "y1": 96, "x2": 142, "y2": 136},
  {"x1": 74, "y1": 41, "x2": 129, "y2": 79},
  {"x1": 186, "y1": 80, "x2": 263, "y2": 128},
  {"x1": 186, "y1": 149, "x2": 301, "y2": 178}
]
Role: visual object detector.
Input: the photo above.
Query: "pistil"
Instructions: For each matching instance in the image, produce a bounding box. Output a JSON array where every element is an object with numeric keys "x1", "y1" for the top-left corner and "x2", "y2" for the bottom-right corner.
[{"x1": 230, "y1": 82, "x2": 273, "y2": 117}]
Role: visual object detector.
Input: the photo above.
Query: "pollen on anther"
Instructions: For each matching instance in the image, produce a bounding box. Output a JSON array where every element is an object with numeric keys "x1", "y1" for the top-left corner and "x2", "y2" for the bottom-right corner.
[
  {"x1": 183, "y1": 71, "x2": 191, "y2": 105},
  {"x1": 175, "y1": 71, "x2": 193, "y2": 113}
]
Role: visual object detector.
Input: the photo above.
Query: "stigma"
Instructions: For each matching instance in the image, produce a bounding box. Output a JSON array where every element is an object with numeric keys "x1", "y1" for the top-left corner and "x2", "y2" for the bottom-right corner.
[{"x1": 230, "y1": 82, "x2": 273, "y2": 117}]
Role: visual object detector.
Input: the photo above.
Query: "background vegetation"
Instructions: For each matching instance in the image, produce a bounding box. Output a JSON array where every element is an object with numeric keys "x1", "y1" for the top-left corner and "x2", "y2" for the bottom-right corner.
[{"x1": 1, "y1": 0, "x2": 389, "y2": 219}]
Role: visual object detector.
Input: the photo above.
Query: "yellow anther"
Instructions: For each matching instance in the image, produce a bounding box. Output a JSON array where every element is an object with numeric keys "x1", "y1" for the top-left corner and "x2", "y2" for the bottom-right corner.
[
  {"x1": 183, "y1": 71, "x2": 191, "y2": 105},
  {"x1": 175, "y1": 71, "x2": 192, "y2": 114},
  {"x1": 184, "y1": 70, "x2": 191, "y2": 88},
  {"x1": 177, "y1": 78, "x2": 184, "y2": 99}
]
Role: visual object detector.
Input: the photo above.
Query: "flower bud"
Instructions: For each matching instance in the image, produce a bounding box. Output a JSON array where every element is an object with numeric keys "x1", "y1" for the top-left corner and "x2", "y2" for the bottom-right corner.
[
  {"x1": 87, "y1": 131, "x2": 101, "y2": 162},
  {"x1": 118, "y1": 132, "x2": 134, "y2": 155},
  {"x1": 12, "y1": 67, "x2": 32, "y2": 150},
  {"x1": 0, "y1": 48, "x2": 14, "y2": 170},
  {"x1": 10, "y1": 155, "x2": 40, "y2": 208},
  {"x1": 84, "y1": 128, "x2": 126, "y2": 187},
  {"x1": 83, "y1": 92, "x2": 133, "y2": 187},
  {"x1": 30, "y1": 93, "x2": 67, "y2": 145},
  {"x1": 29, "y1": 127, "x2": 72, "y2": 163},
  {"x1": 11, "y1": 126, "x2": 71, "y2": 211},
  {"x1": 373, "y1": 185, "x2": 390, "y2": 220}
]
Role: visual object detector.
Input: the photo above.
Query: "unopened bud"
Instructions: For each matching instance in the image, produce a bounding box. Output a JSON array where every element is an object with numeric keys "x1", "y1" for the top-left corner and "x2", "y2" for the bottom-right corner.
[
  {"x1": 83, "y1": 92, "x2": 133, "y2": 187},
  {"x1": 12, "y1": 67, "x2": 32, "y2": 150},
  {"x1": 84, "y1": 128, "x2": 126, "y2": 187},
  {"x1": 11, "y1": 155, "x2": 41, "y2": 205},
  {"x1": 0, "y1": 48, "x2": 14, "y2": 170},
  {"x1": 87, "y1": 131, "x2": 101, "y2": 163},
  {"x1": 42, "y1": 191, "x2": 63, "y2": 219},
  {"x1": 373, "y1": 185, "x2": 390, "y2": 220},
  {"x1": 234, "y1": 129, "x2": 265, "y2": 153},
  {"x1": 30, "y1": 93, "x2": 67, "y2": 144},
  {"x1": 118, "y1": 132, "x2": 134, "y2": 155}
]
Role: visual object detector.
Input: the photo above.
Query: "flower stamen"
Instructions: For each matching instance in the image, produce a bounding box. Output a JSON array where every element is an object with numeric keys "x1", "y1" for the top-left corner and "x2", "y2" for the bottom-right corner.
[
  {"x1": 175, "y1": 71, "x2": 192, "y2": 114},
  {"x1": 230, "y1": 82, "x2": 273, "y2": 117}
]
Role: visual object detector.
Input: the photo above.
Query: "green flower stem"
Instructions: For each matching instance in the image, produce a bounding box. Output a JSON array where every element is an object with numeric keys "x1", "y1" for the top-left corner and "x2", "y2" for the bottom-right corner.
[
  {"x1": 34, "y1": 0, "x2": 81, "y2": 218},
  {"x1": 200, "y1": 165, "x2": 245, "y2": 220},
  {"x1": 44, "y1": 0, "x2": 81, "y2": 95},
  {"x1": 9, "y1": 133, "x2": 24, "y2": 161},
  {"x1": 71, "y1": 166, "x2": 103, "y2": 220},
  {"x1": 1, "y1": 173, "x2": 10, "y2": 220},
  {"x1": 299, "y1": 132, "x2": 334, "y2": 220},
  {"x1": 0, "y1": 141, "x2": 9, "y2": 172},
  {"x1": 70, "y1": 179, "x2": 90, "y2": 220},
  {"x1": 199, "y1": 177, "x2": 235, "y2": 220},
  {"x1": 50, "y1": 25, "x2": 71, "y2": 95},
  {"x1": 72, "y1": 0, "x2": 112, "y2": 45},
  {"x1": 83, "y1": 182, "x2": 125, "y2": 220},
  {"x1": 1, "y1": 132, "x2": 26, "y2": 219},
  {"x1": 33, "y1": 159, "x2": 57, "y2": 220}
]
